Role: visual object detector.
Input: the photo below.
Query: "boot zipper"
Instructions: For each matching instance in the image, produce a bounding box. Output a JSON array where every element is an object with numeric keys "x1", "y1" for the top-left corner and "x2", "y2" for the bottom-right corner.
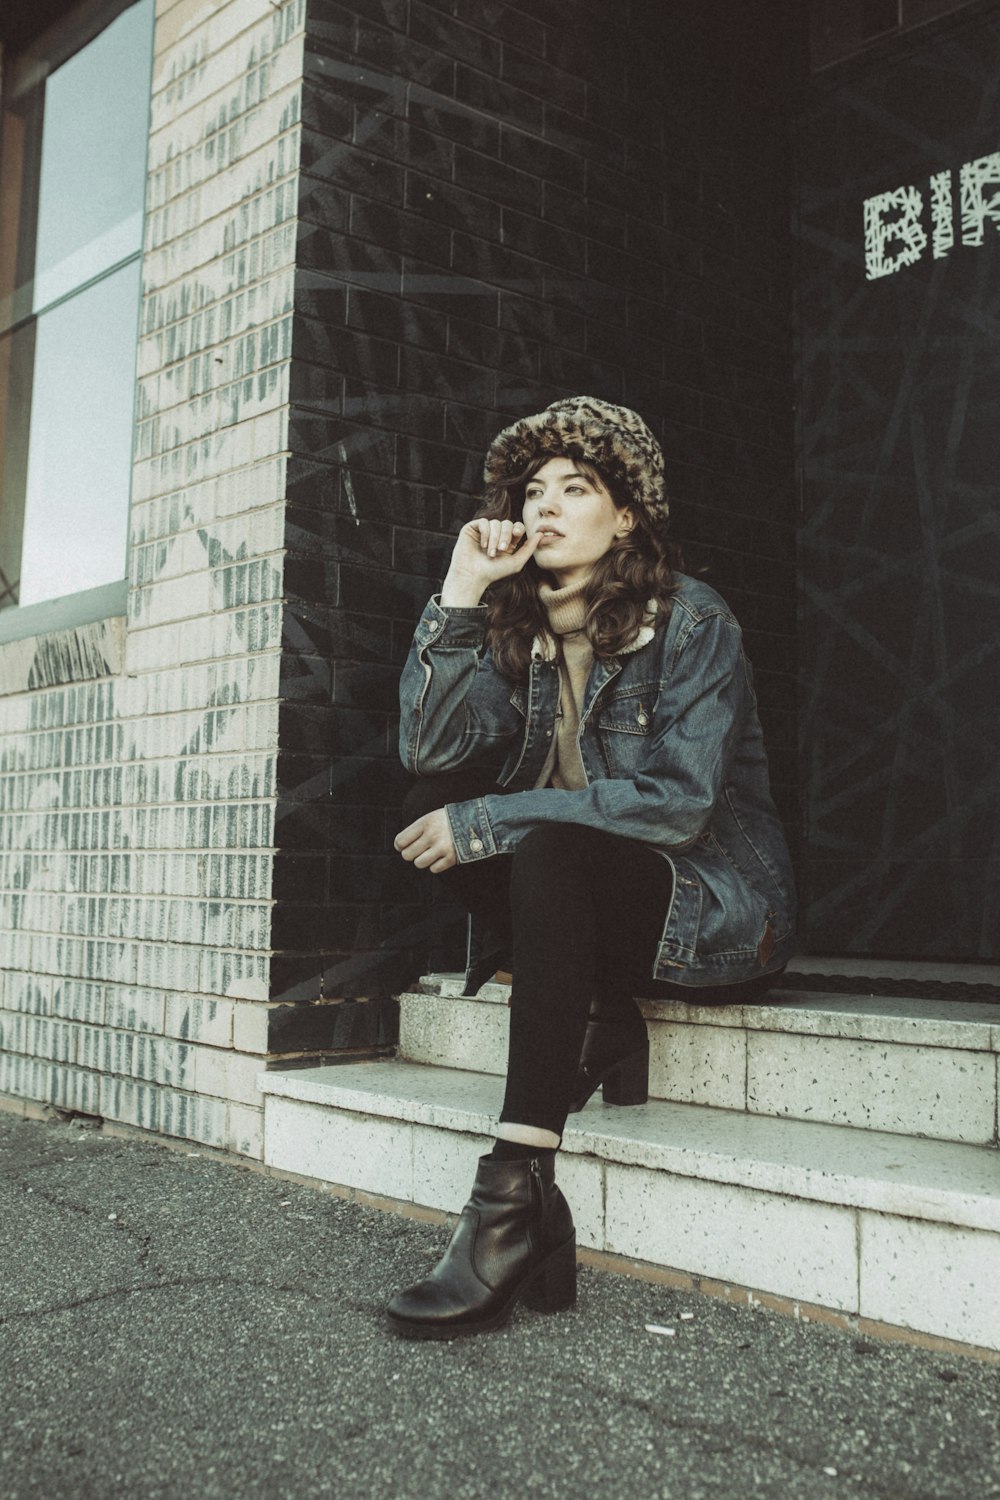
[{"x1": 530, "y1": 1158, "x2": 543, "y2": 1214}]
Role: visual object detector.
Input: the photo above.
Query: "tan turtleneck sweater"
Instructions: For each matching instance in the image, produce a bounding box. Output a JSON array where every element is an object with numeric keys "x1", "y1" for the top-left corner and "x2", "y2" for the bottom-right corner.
[{"x1": 534, "y1": 579, "x2": 594, "y2": 791}]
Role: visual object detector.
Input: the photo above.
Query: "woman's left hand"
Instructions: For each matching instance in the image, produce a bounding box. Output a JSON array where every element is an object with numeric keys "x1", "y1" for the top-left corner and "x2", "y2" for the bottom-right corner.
[{"x1": 394, "y1": 807, "x2": 458, "y2": 873}]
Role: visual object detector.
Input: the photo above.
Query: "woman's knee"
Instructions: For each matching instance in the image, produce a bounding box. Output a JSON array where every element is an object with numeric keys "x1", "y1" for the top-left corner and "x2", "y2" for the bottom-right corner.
[
  {"x1": 400, "y1": 777, "x2": 446, "y2": 826},
  {"x1": 399, "y1": 769, "x2": 500, "y2": 828},
  {"x1": 511, "y1": 823, "x2": 608, "y2": 884},
  {"x1": 518, "y1": 823, "x2": 614, "y2": 857},
  {"x1": 511, "y1": 825, "x2": 672, "y2": 915}
]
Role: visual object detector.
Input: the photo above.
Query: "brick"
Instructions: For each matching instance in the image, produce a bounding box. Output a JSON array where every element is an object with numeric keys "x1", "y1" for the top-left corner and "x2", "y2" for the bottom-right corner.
[
  {"x1": 163, "y1": 993, "x2": 235, "y2": 1047},
  {"x1": 346, "y1": 285, "x2": 447, "y2": 349},
  {"x1": 266, "y1": 995, "x2": 393, "y2": 1049},
  {"x1": 159, "y1": 1087, "x2": 229, "y2": 1148},
  {"x1": 105, "y1": 988, "x2": 167, "y2": 1035},
  {"x1": 51, "y1": 1065, "x2": 102, "y2": 1118},
  {"x1": 201, "y1": 950, "x2": 270, "y2": 1003},
  {"x1": 299, "y1": 142, "x2": 404, "y2": 207},
  {"x1": 501, "y1": 207, "x2": 586, "y2": 275},
  {"x1": 193, "y1": 1044, "x2": 265, "y2": 1106},
  {"x1": 454, "y1": 64, "x2": 543, "y2": 135},
  {"x1": 102, "y1": 1076, "x2": 161, "y2": 1132},
  {"x1": 403, "y1": 169, "x2": 502, "y2": 241},
  {"x1": 406, "y1": 90, "x2": 500, "y2": 157},
  {"x1": 0, "y1": 1052, "x2": 51, "y2": 1105},
  {"x1": 304, "y1": 49, "x2": 408, "y2": 118},
  {"x1": 233, "y1": 1001, "x2": 273, "y2": 1054},
  {"x1": 353, "y1": 17, "x2": 455, "y2": 90},
  {"x1": 227, "y1": 1101, "x2": 264, "y2": 1158}
]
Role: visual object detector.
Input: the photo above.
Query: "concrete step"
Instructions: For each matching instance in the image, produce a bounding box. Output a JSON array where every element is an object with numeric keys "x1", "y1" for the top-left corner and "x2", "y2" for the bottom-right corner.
[
  {"x1": 397, "y1": 974, "x2": 1000, "y2": 1147},
  {"x1": 258, "y1": 1058, "x2": 1000, "y2": 1351}
]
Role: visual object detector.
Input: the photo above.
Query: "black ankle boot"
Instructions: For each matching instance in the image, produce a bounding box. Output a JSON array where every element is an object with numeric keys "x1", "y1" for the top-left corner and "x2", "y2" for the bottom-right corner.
[
  {"x1": 567, "y1": 1017, "x2": 650, "y2": 1113},
  {"x1": 386, "y1": 1154, "x2": 576, "y2": 1339}
]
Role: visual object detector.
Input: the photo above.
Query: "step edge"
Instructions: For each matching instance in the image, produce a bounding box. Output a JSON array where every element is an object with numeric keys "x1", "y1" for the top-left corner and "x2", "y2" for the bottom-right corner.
[
  {"x1": 394, "y1": 1033, "x2": 998, "y2": 1147},
  {"x1": 399, "y1": 987, "x2": 1000, "y2": 1052},
  {"x1": 258, "y1": 1065, "x2": 1000, "y2": 1233}
]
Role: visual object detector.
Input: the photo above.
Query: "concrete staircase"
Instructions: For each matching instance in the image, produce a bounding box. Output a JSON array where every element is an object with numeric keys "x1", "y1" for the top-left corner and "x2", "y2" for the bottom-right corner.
[{"x1": 258, "y1": 960, "x2": 1000, "y2": 1352}]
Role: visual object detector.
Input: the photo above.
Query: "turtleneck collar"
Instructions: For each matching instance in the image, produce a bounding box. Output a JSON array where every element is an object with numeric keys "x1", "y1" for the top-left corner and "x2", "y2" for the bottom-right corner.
[{"x1": 538, "y1": 577, "x2": 589, "y2": 636}]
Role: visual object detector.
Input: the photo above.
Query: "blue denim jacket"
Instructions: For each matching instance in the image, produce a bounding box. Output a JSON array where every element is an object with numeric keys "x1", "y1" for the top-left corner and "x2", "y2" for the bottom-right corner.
[{"x1": 399, "y1": 572, "x2": 796, "y2": 989}]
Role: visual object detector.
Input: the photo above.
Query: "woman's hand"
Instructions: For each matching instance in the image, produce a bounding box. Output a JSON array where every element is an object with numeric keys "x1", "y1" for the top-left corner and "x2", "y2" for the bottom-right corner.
[
  {"x1": 394, "y1": 807, "x2": 458, "y2": 873},
  {"x1": 440, "y1": 518, "x2": 542, "y2": 607}
]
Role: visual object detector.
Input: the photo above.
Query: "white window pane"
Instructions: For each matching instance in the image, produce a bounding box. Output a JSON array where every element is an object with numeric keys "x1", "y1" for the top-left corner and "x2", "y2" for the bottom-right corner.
[
  {"x1": 19, "y1": 259, "x2": 141, "y2": 605},
  {"x1": 34, "y1": 209, "x2": 145, "y2": 314},
  {"x1": 32, "y1": 0, "x2": 153, "y2": 311}
]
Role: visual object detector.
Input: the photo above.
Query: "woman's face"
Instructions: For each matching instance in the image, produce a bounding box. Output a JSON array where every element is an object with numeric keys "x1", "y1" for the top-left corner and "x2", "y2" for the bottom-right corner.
[{"x1": 521, "y1": 456, "x2": 634, "y2": 588}]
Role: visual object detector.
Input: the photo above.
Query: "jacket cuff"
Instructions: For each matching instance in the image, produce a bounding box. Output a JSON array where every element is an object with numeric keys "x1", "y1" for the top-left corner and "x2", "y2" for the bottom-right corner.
[
  {"x1": 446, "y1": 798, "x2": 498, "y2": 862},
  {"x1": 413, "y1": 595, "x2": 489, "y2": 651}
]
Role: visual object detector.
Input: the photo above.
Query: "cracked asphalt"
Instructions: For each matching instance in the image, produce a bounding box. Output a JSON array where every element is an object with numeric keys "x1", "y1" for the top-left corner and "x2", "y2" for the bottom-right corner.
[{"x1": 2, "y1": 1109, "x2": 999, "y2": 1500}]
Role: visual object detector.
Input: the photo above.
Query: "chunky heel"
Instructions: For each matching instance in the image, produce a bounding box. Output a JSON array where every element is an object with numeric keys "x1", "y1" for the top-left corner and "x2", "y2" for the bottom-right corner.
[
  {"x1": 567, "y1": 1014, "x2": 650, "y2": 1113},
  {"x1": 600, "y1": 1044, "x2": 649, "y2": 1106},
  {"x1": 521, "y1": 1234, "x2": 577, "y2": 1313}
]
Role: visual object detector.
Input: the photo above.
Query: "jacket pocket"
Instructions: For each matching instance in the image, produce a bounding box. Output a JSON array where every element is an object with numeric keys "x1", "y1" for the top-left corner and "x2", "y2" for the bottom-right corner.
[{"x1": 596, "y1": 696, "x2": 653, "y2": 775}]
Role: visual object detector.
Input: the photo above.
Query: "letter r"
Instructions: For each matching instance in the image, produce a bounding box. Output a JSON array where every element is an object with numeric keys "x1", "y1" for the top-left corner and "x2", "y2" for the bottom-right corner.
[{"x1": 960, "y1": 153, "x2": 1000, "y2": 246}]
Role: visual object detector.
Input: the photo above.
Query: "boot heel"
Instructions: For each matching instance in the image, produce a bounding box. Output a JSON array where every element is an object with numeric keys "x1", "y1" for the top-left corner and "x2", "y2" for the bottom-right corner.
[
  {"x1": 601, "y1": 1045, "x2": 649, "y2": 1106},
  {"x1": 521, "y1": 1235, "x2": 577, "y2": 1313}
]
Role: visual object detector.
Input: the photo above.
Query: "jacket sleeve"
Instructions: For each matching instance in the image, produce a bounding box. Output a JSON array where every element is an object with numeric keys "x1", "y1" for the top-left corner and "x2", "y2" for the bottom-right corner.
[
  {"x1": 444, "y1": 607, "x2": 750, "y2": 862},
  {"x1": 398, "y1": 595, "x2": 524, "y2": 775}
]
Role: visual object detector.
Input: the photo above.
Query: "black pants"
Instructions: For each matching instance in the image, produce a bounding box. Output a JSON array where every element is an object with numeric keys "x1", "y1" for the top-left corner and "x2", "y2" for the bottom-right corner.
[{"x1": 401, "y1": 772, "x2": 674, "y2": 1137}]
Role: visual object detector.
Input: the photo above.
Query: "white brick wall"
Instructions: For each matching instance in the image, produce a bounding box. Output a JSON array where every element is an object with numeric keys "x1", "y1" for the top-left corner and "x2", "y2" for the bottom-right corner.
[{"x1": 0, "y1": 0, "x2": 308, "y2": 1154}]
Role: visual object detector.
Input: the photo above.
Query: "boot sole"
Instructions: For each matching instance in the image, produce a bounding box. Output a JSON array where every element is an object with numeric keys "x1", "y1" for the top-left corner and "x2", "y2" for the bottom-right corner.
[{"x1": 386, "y1": 1234, "x2": 577, "y2": 1340}]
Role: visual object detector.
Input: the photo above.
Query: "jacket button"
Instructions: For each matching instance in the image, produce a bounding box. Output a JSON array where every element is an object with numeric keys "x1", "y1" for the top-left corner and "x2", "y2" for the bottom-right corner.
[{"x1": 469, "y1": 837, "x2": 483, "y2": 852}]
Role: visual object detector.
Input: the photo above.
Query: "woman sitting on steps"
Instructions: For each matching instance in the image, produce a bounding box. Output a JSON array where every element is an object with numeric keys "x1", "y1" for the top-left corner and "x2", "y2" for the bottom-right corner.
[{"x1": 389, "y1": 396, "x2": 796, "y2": 1339}]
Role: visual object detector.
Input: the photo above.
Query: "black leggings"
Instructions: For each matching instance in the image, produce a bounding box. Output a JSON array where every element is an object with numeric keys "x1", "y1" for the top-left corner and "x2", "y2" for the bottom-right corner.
[{"x1": 401, "y1": 772, "x2": 674, "y2": 1137}]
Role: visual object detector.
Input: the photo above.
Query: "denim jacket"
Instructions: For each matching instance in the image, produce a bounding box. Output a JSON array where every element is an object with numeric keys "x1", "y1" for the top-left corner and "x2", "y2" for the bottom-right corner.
[{"x1": 399, "y1": 572, "x2": 796, "y2": 990}]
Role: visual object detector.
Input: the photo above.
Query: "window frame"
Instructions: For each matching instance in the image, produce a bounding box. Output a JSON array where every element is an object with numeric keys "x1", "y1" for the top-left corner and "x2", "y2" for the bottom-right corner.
[{"x1": 0, "y1": 0, "x2": 152, "y2": 644}]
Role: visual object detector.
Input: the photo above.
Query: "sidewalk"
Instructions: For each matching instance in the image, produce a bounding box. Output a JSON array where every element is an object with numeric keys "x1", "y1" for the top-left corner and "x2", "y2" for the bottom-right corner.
[{"x1": 1, "y1": 1107, "x2": 998, "y2": 1500}]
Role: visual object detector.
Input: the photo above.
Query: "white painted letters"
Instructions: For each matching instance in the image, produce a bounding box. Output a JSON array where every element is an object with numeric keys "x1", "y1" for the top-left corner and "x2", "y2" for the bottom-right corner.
[
  {"x1": 930, "y1": 169, "x2": 953, "y2": 259},
  {"x1": 864, "y1": 185, "x2": 927, "y2": 279},
  {"x1": 864, "y1": 152, "x2": 1000, "y2": 279},
  {"x1": 959, "y1": 152, "x2": 1000, "y2": 246}
]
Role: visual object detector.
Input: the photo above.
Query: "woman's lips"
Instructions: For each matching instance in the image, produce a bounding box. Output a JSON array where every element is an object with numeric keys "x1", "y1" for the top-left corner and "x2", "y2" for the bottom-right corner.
[{"x1": 535, "y1": 528, "x2": 563, "y2": 543}]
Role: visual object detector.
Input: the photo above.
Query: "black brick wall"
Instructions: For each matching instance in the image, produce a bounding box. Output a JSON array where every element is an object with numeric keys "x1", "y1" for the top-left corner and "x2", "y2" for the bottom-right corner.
[{"x1": 275, "y1": 0, "x2": 801, "y2": 1025}]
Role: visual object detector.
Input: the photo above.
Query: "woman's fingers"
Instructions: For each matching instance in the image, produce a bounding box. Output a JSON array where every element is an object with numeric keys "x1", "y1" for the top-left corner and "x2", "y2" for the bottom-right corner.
[
  {"x1": 394, "y1": 818, "x2": 424, "y2": 853},
  {"x1": 394, "y1": 809, "x2": 457, "y2": 872},
  {"x1": 411, "y1": 839, "x2": 455, "y2": 871},
  {"x1": 469, "y1": 518, "x2": 525, "y2": 557},
  {"x1": 490, "y1": 518, "x2": 515, "y2": 557},
  {"x1": 481, "y1": 521, "x2": 538, "y2": 568},
  {"x1": 505, "y1": 528, "x2": 541, "y2": 568},
  {"x1": 447, "y1": 517, "x2": 536, "y2": 591}
]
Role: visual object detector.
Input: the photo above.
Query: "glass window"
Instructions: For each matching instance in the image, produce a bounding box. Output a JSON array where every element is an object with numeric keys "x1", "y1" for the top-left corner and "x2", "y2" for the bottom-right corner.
[{"x1": 0, "y1": 0, "x2": 154, "y2": 614}]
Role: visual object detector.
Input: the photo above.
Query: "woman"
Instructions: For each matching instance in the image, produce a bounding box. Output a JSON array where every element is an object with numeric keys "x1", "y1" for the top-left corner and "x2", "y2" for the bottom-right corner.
[{"x1": 388, "y1": 397, "x2": 795, "y2": 1339}]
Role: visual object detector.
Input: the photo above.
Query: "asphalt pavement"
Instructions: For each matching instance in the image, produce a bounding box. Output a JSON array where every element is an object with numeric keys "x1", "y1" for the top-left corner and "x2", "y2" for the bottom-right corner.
[{"x1": 1, "y1": 1108, "x2": 998, "y2": 1500}]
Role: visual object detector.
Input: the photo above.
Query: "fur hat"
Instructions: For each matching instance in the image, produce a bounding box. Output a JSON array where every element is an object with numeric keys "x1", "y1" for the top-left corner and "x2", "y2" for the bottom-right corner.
[{"x1": 483, "y1": 396, "x2": 668, "y2": 529}]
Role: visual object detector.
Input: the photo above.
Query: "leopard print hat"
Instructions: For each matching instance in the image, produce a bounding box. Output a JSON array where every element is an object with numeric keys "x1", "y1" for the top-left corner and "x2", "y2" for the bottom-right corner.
[{"x1": 483, "y1": 396, "x2": 668, "y2": 530}]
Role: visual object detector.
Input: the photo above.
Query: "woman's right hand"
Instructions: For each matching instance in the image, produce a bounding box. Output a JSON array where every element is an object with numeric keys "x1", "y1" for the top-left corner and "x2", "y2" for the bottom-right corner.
[{"x1": 440, "y1": 519, "x2": 542, "y2": 607}]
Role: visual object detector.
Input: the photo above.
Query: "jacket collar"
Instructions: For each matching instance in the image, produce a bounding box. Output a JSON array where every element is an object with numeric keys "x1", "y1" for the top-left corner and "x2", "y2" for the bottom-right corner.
[{"x1": 531, "y1": 598, "x2": 658, "y2": 662}]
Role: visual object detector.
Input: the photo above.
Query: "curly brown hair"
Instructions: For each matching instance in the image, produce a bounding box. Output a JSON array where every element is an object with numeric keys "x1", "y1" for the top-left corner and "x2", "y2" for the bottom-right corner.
[{"x1": 474, "y1": 457, "x2": 679, "y2": 681}]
